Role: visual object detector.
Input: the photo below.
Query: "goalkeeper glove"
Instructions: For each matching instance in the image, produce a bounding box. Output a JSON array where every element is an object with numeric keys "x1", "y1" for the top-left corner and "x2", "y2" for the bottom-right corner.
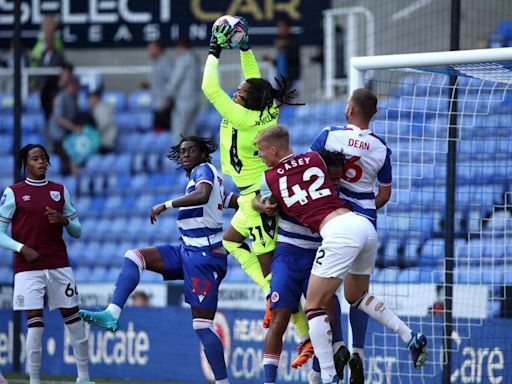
[
  {"x1": 208, "y1": 34, "x2": 222, "y2": 58},
  {"x1": 213, "y1": 23, "x2": 235, "y2": 49}
]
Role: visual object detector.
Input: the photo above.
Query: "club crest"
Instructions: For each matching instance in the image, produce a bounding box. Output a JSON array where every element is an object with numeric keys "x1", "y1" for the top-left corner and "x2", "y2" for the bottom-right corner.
[{"x1": 50, "y1": 191, "x2": 61, "y2": 201}]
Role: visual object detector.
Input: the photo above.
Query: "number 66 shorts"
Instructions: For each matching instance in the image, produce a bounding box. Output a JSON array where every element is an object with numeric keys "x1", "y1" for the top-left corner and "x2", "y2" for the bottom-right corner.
[
  {"x1": 312, "y1": 212, "x2": 378, "y2": 279},
  {"x1": 13, "y1": 267, "x2": 79, "y2": 311}
]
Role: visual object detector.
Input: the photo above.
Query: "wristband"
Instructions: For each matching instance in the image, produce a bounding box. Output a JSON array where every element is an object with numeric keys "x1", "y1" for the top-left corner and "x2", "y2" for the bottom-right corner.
[
  {"x1": 16, "y1": 243, "x2": 24, "y2": 253},
  {"x1": 164, "y1": 200, "x2": 174, "y2": 209}
]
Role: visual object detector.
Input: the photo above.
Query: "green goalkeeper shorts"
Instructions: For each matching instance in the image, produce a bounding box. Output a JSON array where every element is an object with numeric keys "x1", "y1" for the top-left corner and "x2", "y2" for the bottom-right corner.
[{"x1": 230, "y1": 192, "x2": 278, "y2": 255}]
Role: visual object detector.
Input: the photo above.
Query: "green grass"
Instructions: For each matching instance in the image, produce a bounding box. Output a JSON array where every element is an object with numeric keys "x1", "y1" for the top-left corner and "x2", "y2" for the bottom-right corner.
[{"x1": 3, "y1": 373, "x2": 186, "y2": 383}]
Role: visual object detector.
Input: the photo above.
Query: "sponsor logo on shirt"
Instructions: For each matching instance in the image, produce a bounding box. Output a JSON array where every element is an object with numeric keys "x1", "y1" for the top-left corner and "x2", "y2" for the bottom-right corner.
[
  {"x1": 22, "y1": 195, "x2": 31, "y2": 201},
  {"x1": 50, "y1": 191, "x2": 61, "y2": 201}
]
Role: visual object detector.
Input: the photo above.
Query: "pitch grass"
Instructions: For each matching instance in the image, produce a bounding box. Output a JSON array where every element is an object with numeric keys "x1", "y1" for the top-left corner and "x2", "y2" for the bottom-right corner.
[{"x1": 3, "y1": 373, "x2": 187, "y2": 383}]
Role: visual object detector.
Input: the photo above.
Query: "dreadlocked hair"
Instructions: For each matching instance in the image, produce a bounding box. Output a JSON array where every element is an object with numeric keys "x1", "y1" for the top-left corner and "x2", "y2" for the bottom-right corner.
[
  {"x1": 245, "y1": 75, "x2": 305, "y2": 119},
  {"x1": 318, "y1": 149, "x2": 346, "y2": 170},
  {"x1": 167, "y1": 135, "x2": 218, "y2": 173},
  {"x1": 16, "y1": 144, "x2": 51, "y2": 175}
]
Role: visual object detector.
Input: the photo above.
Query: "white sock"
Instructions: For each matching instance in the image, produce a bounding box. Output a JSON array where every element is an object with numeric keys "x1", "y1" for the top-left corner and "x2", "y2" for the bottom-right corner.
[
  {"x1": 107, "y1": 303, "x2": 122, "y2": 319},
  {"x1": 306, "y1": 310, "x2": 336, "y2": 383},
  {"x1": 65, "y1": 320, "x2": 90, "y2": 381},
  {"x1": 333, "y1": 340, "x2": 345, "y2": 354},
  {"x1": 355, "y1": 293, "x2": 412, "y2": 344},
  {"x1": 352, "y1": 347, "x2": 364, "y2": 361},
  {"x1": 26, "y1": 326, "x2": 43, "y2": 384},
  {"x1": 216, "y1": 379, "x2": 229, "y2": 384}
]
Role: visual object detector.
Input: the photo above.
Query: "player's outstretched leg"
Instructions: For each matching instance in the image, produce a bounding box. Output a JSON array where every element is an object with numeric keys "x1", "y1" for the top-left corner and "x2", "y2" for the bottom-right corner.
[
  {"x1": 80, "y1": 248, "x2": 145, "y2": 331},
  {"x1": 351, "y1": 292, "x2": 428, "y2": 368}
]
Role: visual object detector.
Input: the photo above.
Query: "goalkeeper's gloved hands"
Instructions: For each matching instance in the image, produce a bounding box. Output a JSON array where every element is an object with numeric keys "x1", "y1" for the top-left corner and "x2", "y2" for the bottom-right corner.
[
  {"x1": 213, "y1": 23, "x2": 235, "y2": 49},
  {"x1": 208, "y1": 34, "x2": 222, "y2": 58}
]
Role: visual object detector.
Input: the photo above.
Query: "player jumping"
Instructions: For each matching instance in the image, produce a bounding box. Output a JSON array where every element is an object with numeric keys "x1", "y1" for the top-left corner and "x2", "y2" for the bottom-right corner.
[
  {"x1": 202, "y1": 19, "x2": 313, "y2": 366},
  {"x1": 79, "y1": 136, "x2": 235, "y2": 384},
  {"x1": 309, "y1": 88, "x2": 393, "y2": 382},
  {"x1": 0, "y1": 144, "x2": 93, "y2": 384},
  {"x1": 255, "y1": 125, "x2": 428, "y2": 384}
]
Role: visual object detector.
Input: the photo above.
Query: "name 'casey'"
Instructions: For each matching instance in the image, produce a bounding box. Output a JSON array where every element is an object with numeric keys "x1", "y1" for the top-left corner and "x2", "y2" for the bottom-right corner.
[{"x1": 276, "y1": 156, "x2": 311, "y2": 174}]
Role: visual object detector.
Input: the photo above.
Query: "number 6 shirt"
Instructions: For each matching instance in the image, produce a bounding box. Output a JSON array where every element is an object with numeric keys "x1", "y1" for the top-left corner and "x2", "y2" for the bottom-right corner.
[
  {"x1": 311, "y1": 124, "x2": 392, "y2": 227},
  {"x1": 261, "y1": 151, "x2": 351, "y2": 233}
]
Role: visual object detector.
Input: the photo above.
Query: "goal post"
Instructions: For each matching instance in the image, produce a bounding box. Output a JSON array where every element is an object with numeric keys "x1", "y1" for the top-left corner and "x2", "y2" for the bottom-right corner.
[{"x1": 346, "y1": 47, "x2": 512, "y2": 384}]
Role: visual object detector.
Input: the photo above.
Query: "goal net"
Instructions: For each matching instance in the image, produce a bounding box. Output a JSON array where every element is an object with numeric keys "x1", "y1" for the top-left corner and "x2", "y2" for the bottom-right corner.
[{"x1": 350, "y1": 48, "x2": 512, "y2": 383}]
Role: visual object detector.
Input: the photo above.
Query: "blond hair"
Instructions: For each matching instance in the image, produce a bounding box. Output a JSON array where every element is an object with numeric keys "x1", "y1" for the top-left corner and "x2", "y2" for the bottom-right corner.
[{"x1": 254, "y1": 125, "x2": 290, "y2": 148}]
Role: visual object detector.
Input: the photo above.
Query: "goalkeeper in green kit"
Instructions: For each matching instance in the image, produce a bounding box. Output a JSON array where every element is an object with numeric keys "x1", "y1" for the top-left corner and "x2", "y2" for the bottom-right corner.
[{"x1": 202, "y1": 19, "x2": 313, "y2": 367}]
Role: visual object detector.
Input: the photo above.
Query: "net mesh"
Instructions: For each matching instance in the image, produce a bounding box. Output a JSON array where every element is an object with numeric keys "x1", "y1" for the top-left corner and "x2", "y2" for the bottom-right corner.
[{"x1": 363, "y1": 61, "x2": 512, "y2": 383}]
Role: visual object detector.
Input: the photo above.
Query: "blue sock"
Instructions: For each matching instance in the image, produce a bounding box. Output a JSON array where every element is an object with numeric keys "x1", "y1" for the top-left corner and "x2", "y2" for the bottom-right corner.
[
  {"x1": 194, "y1": 319, "x2": 227, "y2": 381},
  {"x1": 332, "y1": 295, "x2": 344, "y2": 344},
  {"x1": 312, "y1": 356, "x2": 320, "y2": 372},
  {"x1": 263, "y1": 353, "x2": 280, "y2": 383},
  {"x1": 111, "y1": 258, "x2": 141, "y2": 308},
  {"x1": 350, "y1": 306, "x2": 369, "y2": 349}
]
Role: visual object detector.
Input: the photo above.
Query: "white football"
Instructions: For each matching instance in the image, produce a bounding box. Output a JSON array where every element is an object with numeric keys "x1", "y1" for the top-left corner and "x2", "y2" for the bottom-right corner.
[{"x1": 212, "y1": 15, "x2": 247, "y2": 49}]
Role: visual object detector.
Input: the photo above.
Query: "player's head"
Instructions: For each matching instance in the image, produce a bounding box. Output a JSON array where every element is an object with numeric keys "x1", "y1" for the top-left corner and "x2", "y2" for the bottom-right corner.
[
  {"x1": 147, "y1": 39, "x2": 165, "y2": 59},
  {"x1": 319, "y1": 149, "x2": 346, "y2": 186},
  {"x1": 167, "y1": 136, "x2": 218, "y2": 175},
  {"x1": 233, "y1": 76, "x2": 303, "y2": 118},
  {"x1": 16, "y1": 144, "x2": 51, "y2": 180},
  {"x1": 346, "y1": 88, "x2": 378, "y2": 124},
  {"x1": 255, "y1": 125, "x2": 290, "y2": 167}
]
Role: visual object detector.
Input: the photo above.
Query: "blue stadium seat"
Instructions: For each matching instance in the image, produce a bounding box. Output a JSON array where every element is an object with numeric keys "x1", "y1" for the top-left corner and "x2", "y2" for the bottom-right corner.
[
  {"x1": 24, "y1": 93, "x2": 42, "y2": 112},
  {"x1": 398, "y1": 268, "x2": 420, "y2": 283},
  {"x1": 374, "y1": 268, "x2": 400, "y2": 283},
  {"x1": 0, "y1": 156, "x2": 13, "y2": 176},
  {"x1": 127, "y1": 90, "x2": 152, "y2": 111},
  {"x1": 0, "y1": 93, "x2": 13, "y2": 111},
  {"x1": 74, "y1": 267, "x2": 92, "y2": 282},
  {"x1": 115, "y1": 112, "x2": 138, "y2": 133},
  {"x1": 103, "y1": 90, "x2": 126, "y2": 111}
]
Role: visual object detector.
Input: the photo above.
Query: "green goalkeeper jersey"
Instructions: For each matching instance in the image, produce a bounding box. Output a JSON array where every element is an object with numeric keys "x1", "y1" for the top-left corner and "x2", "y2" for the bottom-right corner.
[{"x1": 202, "y1": 50, "x2": 279, "y2": 195}]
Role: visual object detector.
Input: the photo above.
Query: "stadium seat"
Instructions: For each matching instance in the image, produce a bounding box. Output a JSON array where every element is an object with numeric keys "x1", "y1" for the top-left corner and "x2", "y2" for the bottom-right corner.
[
  {"x1": 127, "y1": 90, "x2": 152, "y2": 111},
  {"x1": 398, "y1": 268, "x2": 420, "y2": 283},
  {"x1": 115, "y1": 112, "x2": 139, "y2": 132},
  {"x1": 103, "y1": 90, "x2": 126, "y2": 111},
  {"x1": 24, "y1": 93, "x2": 42, "y2": 112}
]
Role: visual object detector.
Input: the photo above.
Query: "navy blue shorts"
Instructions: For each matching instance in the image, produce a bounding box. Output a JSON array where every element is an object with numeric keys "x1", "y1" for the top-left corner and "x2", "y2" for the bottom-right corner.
[
  {"x1": 269, "y1": 242, "x2": 316, "y2": 312},
  {"x1": 156, "y1": 242, "x2": 227, "y2": 311}
]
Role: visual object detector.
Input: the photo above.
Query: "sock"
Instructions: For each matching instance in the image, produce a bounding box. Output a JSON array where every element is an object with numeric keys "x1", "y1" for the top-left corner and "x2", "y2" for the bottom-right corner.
[
  {"x1": 306, "y1": 308, "x2": 336, "y2": 383},
  {"x1": 332, "y1": 295, "x2": 344, "y2": 352},
  {"x1": 223, "y1": 240, "x2": 269, "y2": 291},
  {"x1": 352, "y1": 347, "x2": 364, "y2": 362},
  {"x1": 26, "y1": 321, "x2": 44, "y2": 384},
  {"x1": 350, "y1": 305, "x2": 369, "y2": 349},
  {"x1": 290, "y1": 303, "x2": 310, "y2": 340},
  {"x1": 111, "y1": 249, "x2": 144, "y2": 313},
  {"x1": 263, "y1": 352, "x2": 280, "y2": 384},
  {"x1": 216, "y1": 379, "x2": 229, "y2": 384},
  {"x1": 64, "y1": 314, "x2": 90, "y2": 381},
  {"x1": 193, "y1": 318, "x2": 228, "y2": 381},
  {"x1": 355, "y1": 293, "x2": 412, "y2": 344}
]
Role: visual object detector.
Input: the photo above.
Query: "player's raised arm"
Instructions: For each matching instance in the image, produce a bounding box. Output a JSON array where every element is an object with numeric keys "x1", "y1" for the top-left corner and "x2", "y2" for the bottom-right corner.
[{"x1": 237, "y1": 19, "x2": 261, "y2": 80}]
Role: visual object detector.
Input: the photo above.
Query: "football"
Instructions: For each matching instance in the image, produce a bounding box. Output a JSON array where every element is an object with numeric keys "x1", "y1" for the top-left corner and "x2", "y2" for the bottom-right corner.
[{"x1": 212, "y1": 15, "x2": 247, "y2": 49}]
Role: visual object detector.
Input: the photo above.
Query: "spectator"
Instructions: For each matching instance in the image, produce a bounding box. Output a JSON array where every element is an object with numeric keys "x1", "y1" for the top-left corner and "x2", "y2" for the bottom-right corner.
[
  {"x1": 166, "y1": 37, "x2": 201, "y2": 142},
  {"x1": 264, "y1": 18, "x2": 301, "y2": 87},
  {"x1": 147, "y1": 40, "x2": 173, "y2": 131},
  {"x1": 49, "y1": 76, "x2": 81, "y2": 174},
  {"x1": 31, "y1": 15, "x2": 66, "y2": 123},
  {"x1": 87, "y1": 89, "x2": 118, "y2": 153},
  {"x1": 58, "y1": 61, "x2": 74, "y2": 90},
  {"x1": 131, "y1": 291, "x2": 149, "y2": 307}
]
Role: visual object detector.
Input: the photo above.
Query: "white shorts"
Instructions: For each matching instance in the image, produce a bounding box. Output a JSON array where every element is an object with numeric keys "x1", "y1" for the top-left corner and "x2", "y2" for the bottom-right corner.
[
  {"x1": 13, "y1": 267, "x2": 79, "y2": 311},
  {"x1": 312, "y1": 212, "x2": 378, "y2": 279}
]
